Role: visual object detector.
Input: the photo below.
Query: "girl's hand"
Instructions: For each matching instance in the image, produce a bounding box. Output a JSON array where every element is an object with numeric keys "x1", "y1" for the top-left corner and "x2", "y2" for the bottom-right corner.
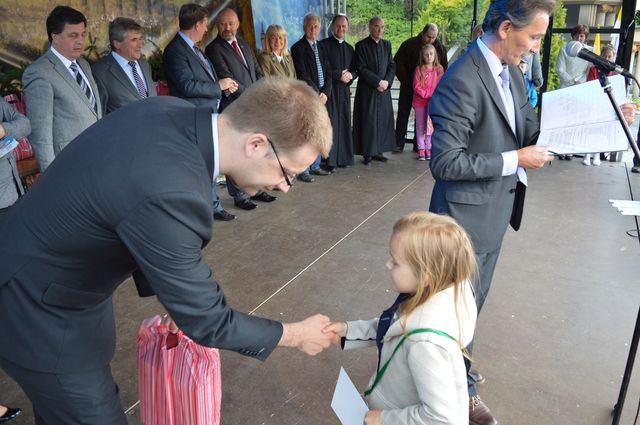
[
  {"x1": 364, "y1": 409, "x2": 382, "y2": 425},
  {"x1": 322, "y1": 321, "x2": 347, "y2": 344}
]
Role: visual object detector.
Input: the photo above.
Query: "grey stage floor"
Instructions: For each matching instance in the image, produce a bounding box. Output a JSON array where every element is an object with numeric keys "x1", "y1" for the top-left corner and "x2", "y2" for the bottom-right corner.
[{"x1": 1, "y1": 150, "x2": 639, "y2": 425}]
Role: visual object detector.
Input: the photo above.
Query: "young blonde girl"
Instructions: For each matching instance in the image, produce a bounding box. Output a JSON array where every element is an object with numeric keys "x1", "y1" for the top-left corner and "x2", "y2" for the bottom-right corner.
[
  {"x1": 324, "y1": 212, "x2": 477, "y2": 425},
  {"x1": 412, "y1": 45, "x2": 444, "y2": 161}
]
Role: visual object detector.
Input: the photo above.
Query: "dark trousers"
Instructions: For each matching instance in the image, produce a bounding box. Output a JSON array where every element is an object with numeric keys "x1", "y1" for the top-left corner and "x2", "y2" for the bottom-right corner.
[
  {"x1": 0, "y1": 355, "x2": 127, "y2": 425},
  {"x1": 395, "y1": 86, "x2": 414, "y2": 149},
  {"x1": 466, "y1": 247, "x2": 502, "y2": 397}
]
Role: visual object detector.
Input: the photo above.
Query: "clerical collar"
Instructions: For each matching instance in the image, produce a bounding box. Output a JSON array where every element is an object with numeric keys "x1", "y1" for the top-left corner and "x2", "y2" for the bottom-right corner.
[{"x1": 334, "y1": 35, "x2": 344, "y2": 44}]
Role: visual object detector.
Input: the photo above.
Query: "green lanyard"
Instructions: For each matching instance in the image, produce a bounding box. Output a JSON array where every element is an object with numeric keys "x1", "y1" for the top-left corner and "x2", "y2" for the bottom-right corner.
[{"x1": 364, "y1": 328, "x2": 455, "y2": 397}]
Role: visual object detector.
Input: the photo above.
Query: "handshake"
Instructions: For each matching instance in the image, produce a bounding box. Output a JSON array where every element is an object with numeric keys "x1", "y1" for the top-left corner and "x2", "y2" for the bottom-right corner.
[{"x1": 280, "y1": 314, "x2": 348, "y2": 356}]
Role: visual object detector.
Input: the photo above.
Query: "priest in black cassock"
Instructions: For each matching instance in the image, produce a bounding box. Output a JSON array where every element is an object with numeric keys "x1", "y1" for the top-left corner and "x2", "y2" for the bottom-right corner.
[
  {"x1": 352, "y1": 16, "x2": 396, "y2": 165},
  {"x1": 321, "y1": 14, "x2": 358, "y2": 171}
]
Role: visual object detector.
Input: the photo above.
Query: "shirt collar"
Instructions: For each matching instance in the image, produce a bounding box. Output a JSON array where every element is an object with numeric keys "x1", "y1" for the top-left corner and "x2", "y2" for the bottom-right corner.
[
  {"x1": 333, "y1": 35, "x2": 344, "y2": 44},
  {"x1": 225, "y1": 36, "x2": 238, "y2": 45},
  {"x1": 306, "y1": 37, "x2": 318, "y2": 46},
  {"x1": 477, "y1": 37, "x2": 504, "y2": 79},
  {"x1": 211, "y1": 113, "x2": 220, "y2": 179},
  {"x1": 178, "y1": 31, "x2": 195, "y2": 49},
  {"x1": 111, "y1": 51, "x2": 135, "y2": 67},
  {"x1": 50, "y1": 46, "x2": 74, "y2": 68}
]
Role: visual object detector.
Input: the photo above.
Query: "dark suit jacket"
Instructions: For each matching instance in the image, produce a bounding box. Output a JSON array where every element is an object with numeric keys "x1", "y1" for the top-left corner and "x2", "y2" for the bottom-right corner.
[
  {"x1": 205, "y1": 36, "x2": 263, "y2": 110},
  {"x1": 163, "y1": 34, "x2": 222, "y2": 109},
  {"x1": 428, "y1": 42, "x2": 539, "y2": 253},
  {"x1": 290, "y1": 37, "x2": 331, "y2": 98},
  {"x1": 92, "y1": 53, "x2": 156, "y2": 114},
  {"x1": 0, "y1": 97, "x2": 283, "y2": 373}
]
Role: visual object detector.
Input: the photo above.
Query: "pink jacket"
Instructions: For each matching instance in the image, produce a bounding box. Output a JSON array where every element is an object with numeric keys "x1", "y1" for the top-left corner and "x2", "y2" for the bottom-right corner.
[{"x1": 412, "y1": 65, "x2": 444, "y2": 108}]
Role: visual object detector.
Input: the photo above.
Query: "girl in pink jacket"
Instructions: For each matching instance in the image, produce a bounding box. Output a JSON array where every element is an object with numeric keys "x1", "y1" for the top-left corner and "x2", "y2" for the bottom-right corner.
[{"x1": 412, "y1": 44, "x2": 444, "y2": 160}]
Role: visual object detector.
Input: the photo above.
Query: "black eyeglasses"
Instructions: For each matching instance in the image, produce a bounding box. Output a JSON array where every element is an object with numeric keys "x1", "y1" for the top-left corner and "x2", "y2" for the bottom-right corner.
[{"x1": 267, "y1": 138, "x2": 293, "y2": 187}]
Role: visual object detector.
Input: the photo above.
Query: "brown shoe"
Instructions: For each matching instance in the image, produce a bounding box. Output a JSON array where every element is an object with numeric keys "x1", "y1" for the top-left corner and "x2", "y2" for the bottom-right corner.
[{"x1": 469, "y1": 396, "x2": 498, "y2": 425}]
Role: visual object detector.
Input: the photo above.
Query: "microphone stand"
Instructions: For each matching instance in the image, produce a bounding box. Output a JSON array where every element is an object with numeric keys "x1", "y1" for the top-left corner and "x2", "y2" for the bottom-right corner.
[{"x1": 598, "y1": 68, "x2": 640, "y2": 425}]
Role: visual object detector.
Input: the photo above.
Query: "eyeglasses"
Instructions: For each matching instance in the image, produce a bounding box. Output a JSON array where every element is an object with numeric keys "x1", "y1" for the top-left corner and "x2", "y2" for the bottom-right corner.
[{"x1": 267, "y1": 138, "x2": 293, "y2": 186}]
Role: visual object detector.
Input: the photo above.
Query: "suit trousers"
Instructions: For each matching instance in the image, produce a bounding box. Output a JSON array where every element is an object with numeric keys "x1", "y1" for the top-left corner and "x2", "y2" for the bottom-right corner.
[
  {"x1": 0, "y1": 355, "x2": 127, "y2": 425},
  {"x1": 226, "y1": 176, "x2": 249, "y2": 201},
  {"x1": 465, "y1": 247, "x2": 502, "y2": 397},
  {"x1": 394, "y1": 86, "x2": 415, "y2": 149}
]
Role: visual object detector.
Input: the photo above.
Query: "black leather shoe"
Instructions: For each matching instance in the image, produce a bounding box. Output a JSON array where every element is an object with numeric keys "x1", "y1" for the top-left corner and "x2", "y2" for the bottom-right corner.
[
  {"x1": 363, "y1": 156, "x2": 372, "y2": 165},
  {"x1": 632, "y1": 166, "x2": 640, "y2": 173},
  {"x1": 325, "y1": 166, "x2": 337, "y2": 173},
  {"x1": 213, "y1": 209, "x2": 235, "y2": 221},
  {"x1": 372, "y1": 155, "x2": 388, "y2": 162},
  {"x1": 298, "y1": 172, "x2": 315, "y2": 183},
  {"x1": 0, "y1": 407, "x2": 22, "y2": 423},
  {"x1": 251, "y1": 192, "x2": 277, "y2": 202},
  {"x1": 392, "y1": 146, "x2": 403, "y2": 153},
  {"x1": 469, "y1": 367, "x2": 486, "y2": 384},
  {"x1": 234, "y1": 198, "x2": 257, "y2": 210},
  {"x1": 310, "y1": 168, "x2": 329, "y2": 176}
]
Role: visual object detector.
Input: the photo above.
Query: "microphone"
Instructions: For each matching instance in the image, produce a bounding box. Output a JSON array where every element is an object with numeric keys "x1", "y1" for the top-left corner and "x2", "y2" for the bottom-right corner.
[{"x1": 566, "y1": 41, "x2": 633, "y2": 79}]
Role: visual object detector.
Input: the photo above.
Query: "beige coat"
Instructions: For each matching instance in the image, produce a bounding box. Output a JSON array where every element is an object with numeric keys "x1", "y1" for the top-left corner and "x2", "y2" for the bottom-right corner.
[
  {"x1": 345, "y1": 283, "x2": 477, "y2": 425},
  {"x1": 257, "y1": 52, "x2": 296, "y2": 79}
]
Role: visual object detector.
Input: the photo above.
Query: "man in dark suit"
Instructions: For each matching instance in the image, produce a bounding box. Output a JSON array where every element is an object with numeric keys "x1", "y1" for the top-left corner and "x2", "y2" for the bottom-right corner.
[
  {"x1": 22, "y1": 6, "x2": 102, "y2": 172},
  {"x1": 0, "y1": 78, "x2": 334, "y2": 425},
  {"x1": 205, "y1": 7, "x2": 274, "y2": 210},
  {"x1": 92, "y1": 17, "x2": 156, "y2": 114},
  {"x1": 393, "y1": 23, "x2": 448, "y2": 153},
  {"x1": 163, "y1": 3, "x2": 238, "y2": 221},
  {"x1": 427, "y1": 1, "x2": 556, "y2": 423},
  {"x1": 291, "y1": 13, "x2": 332, "y2": 182}
]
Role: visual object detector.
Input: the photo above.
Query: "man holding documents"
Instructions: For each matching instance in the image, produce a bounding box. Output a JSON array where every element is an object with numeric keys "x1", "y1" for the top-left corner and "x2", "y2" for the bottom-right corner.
[
  {"x1": 0, "y1": 97, "x2": 30, "y2": 220},
  {"x1": 428, "y1": 1, "x2": 556, "y2": 423}
]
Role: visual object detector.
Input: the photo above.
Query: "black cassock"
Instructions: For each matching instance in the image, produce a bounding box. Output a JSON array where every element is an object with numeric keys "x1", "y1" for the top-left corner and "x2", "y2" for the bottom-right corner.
[
  {"x1": 320, "y1": 36, "x2": 358, "y2": 167},
  {"x1": 352, "y1": 36, "x2": 396, "y2": 157}
]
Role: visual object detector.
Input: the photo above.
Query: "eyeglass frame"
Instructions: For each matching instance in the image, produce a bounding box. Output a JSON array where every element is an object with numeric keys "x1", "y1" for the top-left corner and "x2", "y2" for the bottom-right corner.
[{"x1": 267, "y1": 138, "x2": 293, "y2": 187}]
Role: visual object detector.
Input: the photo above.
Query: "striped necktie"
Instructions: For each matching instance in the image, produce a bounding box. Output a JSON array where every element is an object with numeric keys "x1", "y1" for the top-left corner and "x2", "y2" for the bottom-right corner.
[
  {"x1": 193, "y1": 45, "x2": 215, "y2": 79},
  {"x1": 128, "y1": 61, "x2": 148, "y2": 98},
  {"x1": 69, "y1": 62, "x2": 96, "y2": 112},
  {"x1": 311, "y1": 42, "x2": 324, "y2": 88}
]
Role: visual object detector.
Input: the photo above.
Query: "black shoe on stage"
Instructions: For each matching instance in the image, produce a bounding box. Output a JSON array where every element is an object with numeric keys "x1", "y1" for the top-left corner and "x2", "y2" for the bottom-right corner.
[
  {"x1": 372, "y1": 155, "x2": 388, "y2": 162},
  {"x1": 234, "y1": 198, "x2": 257, "y2": 210},
  {"x1": 213, "y1": 209, "x2": 235, "y2": 221},
  {"x1": 251, "y1": 192, "x2": 277, "y2": 202},
  {"x1": 363, "y1": 156, "x2": 372, "y2": 165},
  {"x1": 0, "y1": 407, "x2": 22, "y2": 423}
]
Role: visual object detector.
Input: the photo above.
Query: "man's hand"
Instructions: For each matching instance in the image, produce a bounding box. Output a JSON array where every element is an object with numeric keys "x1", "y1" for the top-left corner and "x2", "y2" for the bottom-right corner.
[
  {"x1": 279, "y1": 314, "x2": 333, "y2": 355},
  {"x1": 621, "y1": 102, "x2": 637, "y2": 125},
  {"x1": 364, "y1": 410, "x2": 382, "y2": 425},
  {"x1": 377, "y1": 80, "x2": 389, "y2": 91},
  {"x1": 340, "y1": 70, "x2": 353, "y2": 83},
  {"x1": 517, "y1": 145, "x2": 554, "y2": 169},
  {"x1": 219, "y1": 78, "x2": 238, "y2": 93},
  {"x1": 319, "y1": 93, "x2": 328, "y2": 104},
  {"x1": 0, "y1": 124, "x2": 6, "y2": 140},
  {"x1": 322, "y1": 321, "x2": 347, "y2": 345}
]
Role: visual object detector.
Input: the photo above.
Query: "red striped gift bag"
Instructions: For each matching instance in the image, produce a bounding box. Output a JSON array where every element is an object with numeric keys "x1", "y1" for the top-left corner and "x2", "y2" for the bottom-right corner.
[{"x1": 137, "y1": 315, "x2": 222, "y2": 425}]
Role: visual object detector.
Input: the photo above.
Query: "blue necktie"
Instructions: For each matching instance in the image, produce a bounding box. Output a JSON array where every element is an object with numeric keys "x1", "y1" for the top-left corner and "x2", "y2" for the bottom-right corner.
[
  {"x1": 311, "y1": 42, "x2": 324, "y2": 88},
  {"x1": 375, "y1": 293, "x2": 411, "y2": 372}
]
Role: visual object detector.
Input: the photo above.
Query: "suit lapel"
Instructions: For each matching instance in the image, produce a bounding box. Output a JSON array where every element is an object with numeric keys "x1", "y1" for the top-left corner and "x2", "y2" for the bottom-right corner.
[
  {"x1": 176, "y1": 35, "x2": 216, "y2": 81},
  {"x1": 46, "y1": 51, "x2": 98, "y2": 117},
  {"x1": 510, "y1": 66, "x2": 527, "y2": 147},
  {"x1": 139, "y1": 60, "x2": 155, "y2": 96},
  {"x1": 106, "y1": 55, "x2": 141, "y2": 99},
  {"x1": 234, "y1": 39, "x2": 251, "y2": 73},
  {"x1": 469, "y1": 44, "x2": 514, "y2": 140}
]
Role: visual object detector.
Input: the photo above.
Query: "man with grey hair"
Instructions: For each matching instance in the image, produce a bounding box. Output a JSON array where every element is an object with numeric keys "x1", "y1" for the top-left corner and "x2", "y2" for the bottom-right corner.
[
  {"x1": 291, "y1": 13, "x2": 332, "y2": 181},
  {"x1": 92, "y1": 17, "x2": 156, "y2": 114},
  {"x1": 428, "y1": 0, "x2": 556, "y2": 423},
  {"x1": 393, "y1": 22, "x2": 448, "y2": 153}
]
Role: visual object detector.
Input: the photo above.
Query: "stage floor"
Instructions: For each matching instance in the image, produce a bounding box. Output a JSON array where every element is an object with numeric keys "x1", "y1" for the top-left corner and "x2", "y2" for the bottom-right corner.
[{"x1": 2, "y1": 149, "x2": 639, "y2": 425}]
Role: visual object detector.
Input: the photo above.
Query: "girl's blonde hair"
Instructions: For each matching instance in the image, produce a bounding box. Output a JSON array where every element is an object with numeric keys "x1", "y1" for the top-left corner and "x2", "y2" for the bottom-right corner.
[
  {"x1": 417, "y1": 44, "x2": 440, "y2": 85},
  {"x1": 264, "y1": 24, "x2": 289, "y2": 56},
  {"x1": 394, "y1": 212, "x2": 476, "y2": 347}
]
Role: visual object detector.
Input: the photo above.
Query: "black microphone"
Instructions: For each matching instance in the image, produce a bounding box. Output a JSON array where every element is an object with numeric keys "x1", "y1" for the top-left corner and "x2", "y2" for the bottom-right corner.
[{"x1": 566, "y1": 41, "x2": 634, "y2": 79}]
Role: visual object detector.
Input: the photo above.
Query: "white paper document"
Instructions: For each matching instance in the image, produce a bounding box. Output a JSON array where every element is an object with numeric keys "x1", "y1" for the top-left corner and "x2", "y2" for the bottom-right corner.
[
  {"x1": 331, "y1": 367, "x2": 369, "y2": 425},
  {"x1": 0, "y1": 136, "x2": 18, "y2": 158},
  {"x1": 609, "y1": 199, "x2": 640, "y2": 216},
  {"x1": 538, "y1": 75, "x2": 629, "y2": 154}
]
